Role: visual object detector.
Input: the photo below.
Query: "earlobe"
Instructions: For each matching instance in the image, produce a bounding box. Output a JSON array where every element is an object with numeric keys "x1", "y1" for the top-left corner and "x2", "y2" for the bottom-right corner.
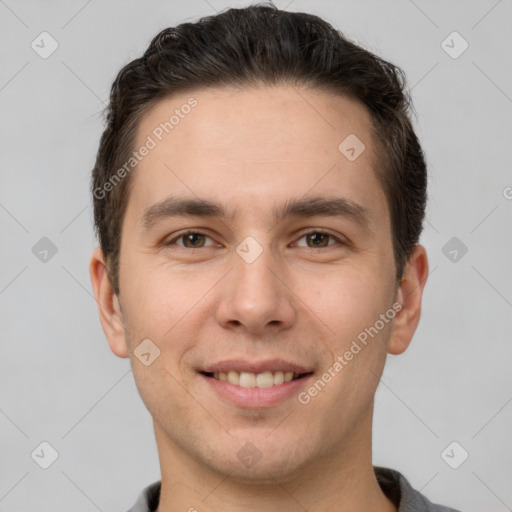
[
  {"x1": 89, "y1": 248, "x2": 129, "y2": 358},
  {"x1": 387, "y1": 244, "x2": 429, "y2": 356}
]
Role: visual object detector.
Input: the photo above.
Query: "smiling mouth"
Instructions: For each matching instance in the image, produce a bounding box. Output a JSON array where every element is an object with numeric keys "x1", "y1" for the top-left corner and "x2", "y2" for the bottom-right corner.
[{"x1": 201, "y1": 370, "x2": 312, "y2": 388}]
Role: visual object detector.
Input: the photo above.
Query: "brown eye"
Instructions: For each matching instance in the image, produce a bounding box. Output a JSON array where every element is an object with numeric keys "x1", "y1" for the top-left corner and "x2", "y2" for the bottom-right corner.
[
  {"x1": 306, "y1": 232, "x2": 330, "y2": 247},
  {"x1": 295, "y1": 231, "x2": 339, "y2": 248},
  {"x1": 181, "y1": 233, "x2": 207, "y2": 248},
  {"x1": 167, "y1": 231, "x2": 216, "y2": 249}
]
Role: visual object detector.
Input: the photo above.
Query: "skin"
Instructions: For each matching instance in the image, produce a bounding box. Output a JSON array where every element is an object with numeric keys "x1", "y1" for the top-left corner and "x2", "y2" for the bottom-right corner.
[{"x1": 90, "y1": 85, "x2": 428, "y2": 512}]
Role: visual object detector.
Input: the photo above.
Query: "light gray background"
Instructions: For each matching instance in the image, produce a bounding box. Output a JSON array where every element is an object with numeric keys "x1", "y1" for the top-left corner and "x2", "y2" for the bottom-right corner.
[{"x1": 1, "y1": 1, "x2": 511, "y2": 511}]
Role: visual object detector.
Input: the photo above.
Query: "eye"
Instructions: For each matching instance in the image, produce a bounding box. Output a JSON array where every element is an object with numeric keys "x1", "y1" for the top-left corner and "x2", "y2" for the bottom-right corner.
[
  {"x1": 294, "y1": 231, "x2": 341, "y2": 248},
  {"x1": 165, "y1": 230, "x2": 344, "y2": 250},
  {"x1": 167, "y1": 231, "x2": 216, "y2": 249}
]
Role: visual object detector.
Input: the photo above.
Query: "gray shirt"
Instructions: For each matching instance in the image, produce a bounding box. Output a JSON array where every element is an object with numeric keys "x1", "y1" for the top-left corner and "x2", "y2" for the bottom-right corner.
[{"x1": 126, "y1": 466, "x2": 461, "y2": 512}]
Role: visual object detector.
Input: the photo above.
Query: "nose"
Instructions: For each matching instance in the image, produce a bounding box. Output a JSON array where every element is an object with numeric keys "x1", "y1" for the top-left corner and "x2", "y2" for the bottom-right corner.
[{"x1": 215, "y1": 244, "x2": 297, "y2": 335}]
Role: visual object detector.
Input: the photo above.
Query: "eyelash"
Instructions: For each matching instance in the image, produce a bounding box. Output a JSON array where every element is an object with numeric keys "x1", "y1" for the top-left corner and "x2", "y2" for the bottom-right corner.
[{"x1": 165, "y1": 229, "x2": 345, "y2": 250}]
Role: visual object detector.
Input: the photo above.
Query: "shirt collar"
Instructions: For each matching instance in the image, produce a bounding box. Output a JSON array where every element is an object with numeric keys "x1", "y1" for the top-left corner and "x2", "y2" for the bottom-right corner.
[{"x1": 126, "y1": 466, "x2": 460, "y2": 512}]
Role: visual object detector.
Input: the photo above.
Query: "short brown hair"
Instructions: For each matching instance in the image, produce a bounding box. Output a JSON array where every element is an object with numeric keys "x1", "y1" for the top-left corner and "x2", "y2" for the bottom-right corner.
[{"x1": 91, "y1": 3, "x2": 427, "y2": 296}]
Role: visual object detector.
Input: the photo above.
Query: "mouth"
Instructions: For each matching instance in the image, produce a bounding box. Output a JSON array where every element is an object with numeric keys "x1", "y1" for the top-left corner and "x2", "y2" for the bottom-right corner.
[
  {"x1": 200, "y1": 370, "x2": 311, "y2": 389},
  {"x1": 198, "y1": 358, "x2": 315, "y2": 407}
]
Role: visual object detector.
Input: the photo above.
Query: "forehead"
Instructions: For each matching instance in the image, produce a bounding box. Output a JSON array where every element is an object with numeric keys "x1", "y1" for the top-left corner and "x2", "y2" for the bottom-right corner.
[
  {"x1": 126, "y1": 85, "x2": 388, "y2": 230},
  {"x1": 137, "y1": 85, "x2": 376, "y2": 159}
]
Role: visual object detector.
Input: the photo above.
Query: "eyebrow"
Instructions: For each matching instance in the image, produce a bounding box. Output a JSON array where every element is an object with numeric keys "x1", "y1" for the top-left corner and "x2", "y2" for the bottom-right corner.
[{"x1": 140, "y1": 195, "x2": 372, "y2": 233}]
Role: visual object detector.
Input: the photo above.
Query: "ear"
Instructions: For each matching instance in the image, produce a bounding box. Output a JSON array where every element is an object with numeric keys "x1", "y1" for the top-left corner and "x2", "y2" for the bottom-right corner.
[
  {"x1": 387, "y1": 244, "x2": 429, "y2": 356},
  {"x1": 89, "y1": 247, "x2": 129, "y2": 358}
]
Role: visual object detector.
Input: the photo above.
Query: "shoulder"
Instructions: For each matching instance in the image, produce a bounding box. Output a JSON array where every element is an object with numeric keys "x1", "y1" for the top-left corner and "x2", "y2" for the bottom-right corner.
[
  {"x1": 125, "y1": 480, "x2": 161, "y2": 512},
  {"x1": 374, "y1": 466, "x2": 462, "y2": 512}
]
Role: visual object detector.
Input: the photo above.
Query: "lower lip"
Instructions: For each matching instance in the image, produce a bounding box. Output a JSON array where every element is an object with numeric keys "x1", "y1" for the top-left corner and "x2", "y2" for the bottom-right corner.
[{"x1": 200, "y1": 373, "x2": 313, "y2": 408}]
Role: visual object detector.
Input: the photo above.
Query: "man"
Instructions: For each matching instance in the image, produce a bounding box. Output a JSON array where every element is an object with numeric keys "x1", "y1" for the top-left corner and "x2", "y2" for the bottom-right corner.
[{"x1": 89, "y1": 4, "x2": 461, "y2": 511}]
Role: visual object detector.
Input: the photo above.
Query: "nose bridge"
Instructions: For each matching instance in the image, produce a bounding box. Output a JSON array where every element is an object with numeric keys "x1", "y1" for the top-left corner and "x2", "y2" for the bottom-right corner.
[
  {"x1": 216, "y1": 235, "x2": 295, "y2": 332},
  {"x1": 232, "y1": 236, "x2": 280, "y2": 304}
]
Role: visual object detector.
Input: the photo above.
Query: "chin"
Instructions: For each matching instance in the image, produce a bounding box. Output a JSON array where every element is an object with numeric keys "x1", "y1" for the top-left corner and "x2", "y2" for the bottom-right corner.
[
  {"x1": 200, "y1": 433, "x2": 315, "y2": 483},
  {"x1": 219, "y1": 454, "x2": 307, "y2": 484}
]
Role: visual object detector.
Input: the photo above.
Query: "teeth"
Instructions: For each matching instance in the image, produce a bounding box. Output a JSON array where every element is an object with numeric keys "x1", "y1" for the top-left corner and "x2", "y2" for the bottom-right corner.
[
  {"x1": 274, "y1": 371, "x2": 285, "y2": 385},
  {"x1": 239, "y1": 372, "x2": 256, "y2": 388},
  {"x1": 227, "y1": 370, "x2": 240, "y2": 385},
  {"x1": 256, "y1": 371, "x2": 274, "y2": 388},
  {"x1": 210, "y1": 370, "x2": 301, "y2": 388}
]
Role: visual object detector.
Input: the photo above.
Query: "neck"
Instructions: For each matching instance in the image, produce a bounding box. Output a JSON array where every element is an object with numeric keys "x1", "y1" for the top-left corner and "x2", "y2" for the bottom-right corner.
[{"x1": 153, "y1": 415, "x2": 397, "y2": 512}]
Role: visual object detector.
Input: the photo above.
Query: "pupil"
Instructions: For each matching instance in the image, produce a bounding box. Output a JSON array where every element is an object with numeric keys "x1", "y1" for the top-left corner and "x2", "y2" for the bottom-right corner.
[
  {"x1": 186, "y1": 234, "x2": 203, "y2": 247},
  {"x1": 309, "y1": 233, "x2": 327, "y2": 247}
]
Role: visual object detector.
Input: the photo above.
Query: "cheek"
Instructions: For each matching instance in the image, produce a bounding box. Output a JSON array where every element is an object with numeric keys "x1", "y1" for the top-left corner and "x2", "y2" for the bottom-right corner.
[
  {"x1": 120, "y1": 264, "x2": 211, "y2": 373},
  {"x1": 300, "y1": 271, "x2": 392, "y2": 412},
  {"x1": 129, "y1": 355, "x2": 199, "y2": 441},
  {"x1": 121, "y1": 270, "x2": 201, "y2": 414},
  {"x1": 301, "y1": 269, "x2": 392, "y2": 346},
  {"x1": 120, "y1": 256, "x2": 182, "y2": 331}
]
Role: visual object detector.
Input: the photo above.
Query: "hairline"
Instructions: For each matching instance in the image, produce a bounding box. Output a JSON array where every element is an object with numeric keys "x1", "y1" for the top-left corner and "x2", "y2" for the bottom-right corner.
[{"x1": 106, "y1": 83, "x2": 399, "y2": 294}]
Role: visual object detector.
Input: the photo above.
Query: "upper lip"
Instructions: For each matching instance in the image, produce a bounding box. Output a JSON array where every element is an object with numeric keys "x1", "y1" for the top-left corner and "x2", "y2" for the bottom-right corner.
[{"x1": 201, "y1": 358, "x2": 312, "y2": 374}]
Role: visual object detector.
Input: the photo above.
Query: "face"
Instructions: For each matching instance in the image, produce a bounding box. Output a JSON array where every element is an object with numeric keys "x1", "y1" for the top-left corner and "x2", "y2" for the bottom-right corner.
[{"x1": 91, "y1": 85, "x2": 427, "y2": 483}]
